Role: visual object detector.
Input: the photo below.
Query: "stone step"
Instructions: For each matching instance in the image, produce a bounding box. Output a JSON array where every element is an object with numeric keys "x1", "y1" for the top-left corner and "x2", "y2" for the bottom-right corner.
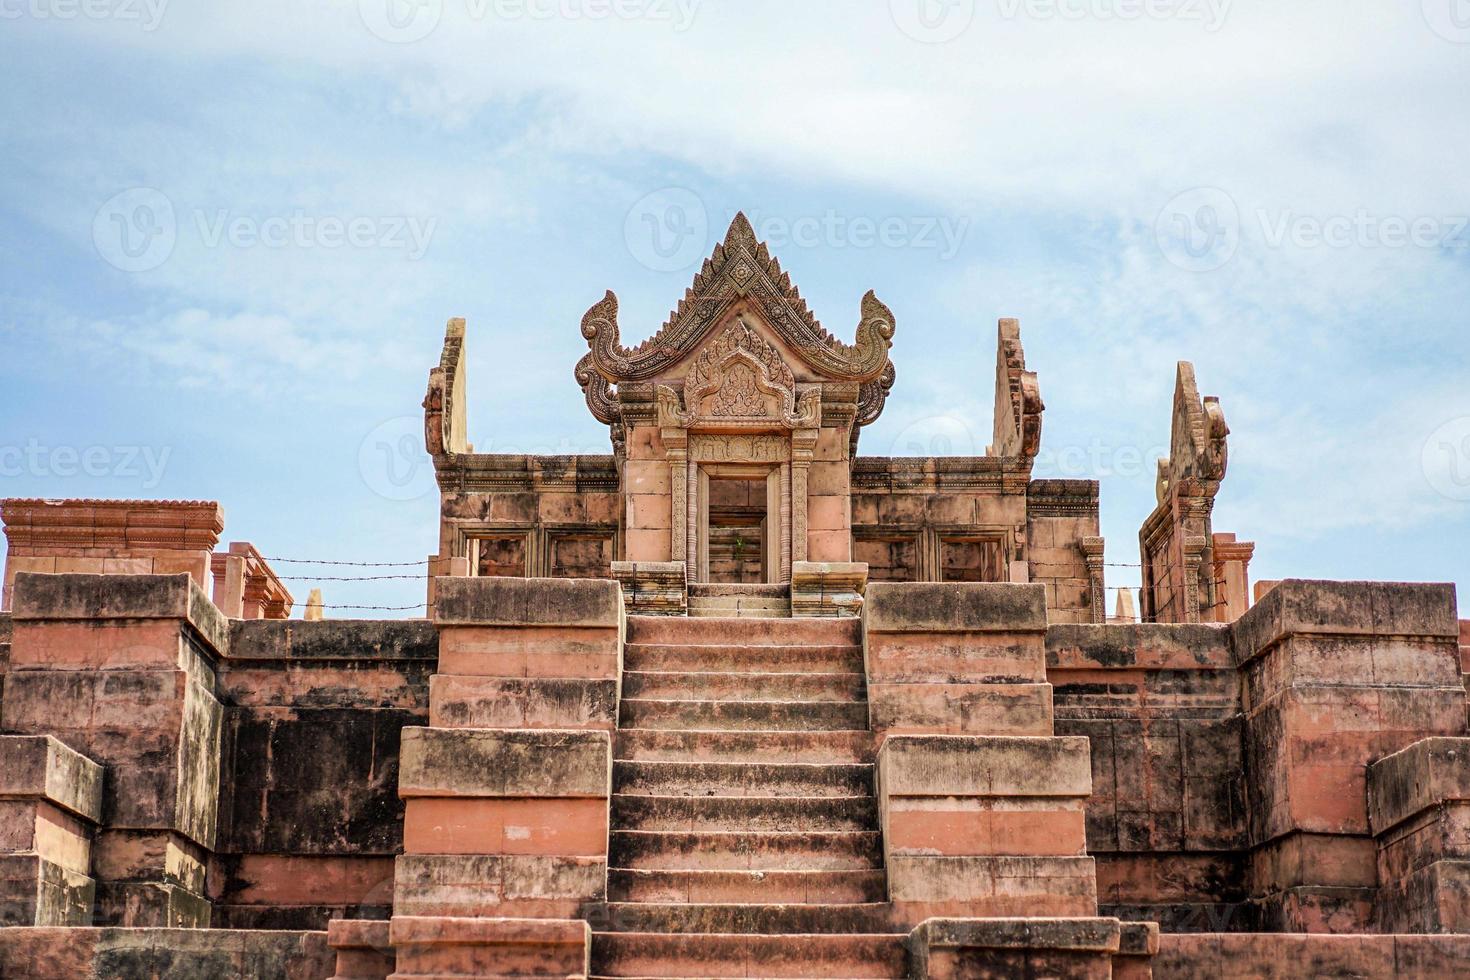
[
  {"x1": 627, "y1": 616, "x2": 861, "y2": 647},
  {"x1": 591, "y1": 932, "x2": 908, "y2": 979},
  {"x1": 689, "y1": 583, "x2": 791, "y2": 599},
  {"x1": 624, "y1": 642, "x2": 864, "y2": 675},
  {"x1": 622, "y1": 670, "x2": 865, "y2": 703},
  {"x1": 620, "y1": 699, "x2": 869, "y2": 732},
  {"x1": 615, "y1": 730, "x2": 874, "y2": 765},
  {"x1": 613, "y1": 761, "x2": 874, "y2": 798},
  {"x1": 688, "y1": 598, "x2": 792, "y2": 619},
  {"x1": 609, "y1": 831, "x2": 883, "y2": 871},
  {"x1": 611, "y1": 795, "x2": 878, "y2": 833},
  {"x1": 602, "y1": 903, "x2": 894, "y2": 935},
  {"x1": 607, "y1": 868, "x2": 888, "y2": 904}
]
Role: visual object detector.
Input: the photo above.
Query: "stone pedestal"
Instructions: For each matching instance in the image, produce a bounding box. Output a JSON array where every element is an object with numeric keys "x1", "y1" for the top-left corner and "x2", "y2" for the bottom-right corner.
[
  {"x1": 863, "y1": 582, "x2": 1054, "y2": 737},
  {"x1": 790, "y1": 560, "x2": 867, "y2": 618},
  {"x1": 1233, "y1": 580, "x2": 1466, "y2": 932},
  {"x1": 1369, "y1": 737, "x2": 1470, "y2": 933},
  {"x1": 0, "y1": 735, "x2": 103, "y2": 926},
  {"x1": 880, "y1": 735, "x2": 1096, "y2": 920},
  {"x1": 5, "y1": 573, "x2": 226, "y2": 926},
  {"x1": 428, "y1": 576, "x2": 622, "y2": 730},
  {"x1": 611, "y1": 561, "x2": 686, "y2": 616}
]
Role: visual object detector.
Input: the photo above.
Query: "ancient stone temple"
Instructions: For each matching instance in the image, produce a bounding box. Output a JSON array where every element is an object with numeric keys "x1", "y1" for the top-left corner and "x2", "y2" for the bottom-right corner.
[{"x1": 1, "y1": 214, "x2": 1468, "y2": 978}]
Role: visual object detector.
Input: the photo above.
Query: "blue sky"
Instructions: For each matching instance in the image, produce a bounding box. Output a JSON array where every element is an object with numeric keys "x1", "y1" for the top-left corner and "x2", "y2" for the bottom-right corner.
[{"x1": 2, "y1": 1, "x2": 1467, "y2": 616}]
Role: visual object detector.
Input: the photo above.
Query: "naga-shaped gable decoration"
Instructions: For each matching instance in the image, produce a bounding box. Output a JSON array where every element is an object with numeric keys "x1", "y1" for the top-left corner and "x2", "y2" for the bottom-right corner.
[
  {"x1": 989, "y1": 317, "x2": 1044, "y2": 459},
  {"x1": 576, "y1": 214, "x2": 896, "y2": 409},
  {"x1": 1157, "y1": 361, "x2": 1229, "y2": 505}
]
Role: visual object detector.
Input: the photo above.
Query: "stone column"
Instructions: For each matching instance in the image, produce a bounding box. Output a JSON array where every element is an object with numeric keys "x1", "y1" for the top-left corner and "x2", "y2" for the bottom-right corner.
[
  {"x1": 0, "y1": 735, "x2": 103, "y2": 925},
  {"x1": 1233, "y1": 580, "x2": 1467, "y2": 932},
  {"x1": 1081, "y1": 535, "x2": 1107, "y2": 625},
  {"x1": 1210, "y1": 532, "x2": 1255, "y2": 623},
  {"x1": 5, "y1": 573, "x2": 226, "y2": 926}
]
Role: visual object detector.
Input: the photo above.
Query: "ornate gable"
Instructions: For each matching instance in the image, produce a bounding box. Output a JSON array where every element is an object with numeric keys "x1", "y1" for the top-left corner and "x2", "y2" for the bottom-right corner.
[
  {"x1": 575, "y1": 212, "x2": 896, "y2": 431},
  {"x1": 1157, "y1": 361, "x2": 1229, "y2": 505}
]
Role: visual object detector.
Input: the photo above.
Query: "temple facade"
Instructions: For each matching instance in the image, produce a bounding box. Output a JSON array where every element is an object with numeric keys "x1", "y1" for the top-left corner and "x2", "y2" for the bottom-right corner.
[{"x1": 0, "y1": 216, "x2": 1468, "y2": 979}]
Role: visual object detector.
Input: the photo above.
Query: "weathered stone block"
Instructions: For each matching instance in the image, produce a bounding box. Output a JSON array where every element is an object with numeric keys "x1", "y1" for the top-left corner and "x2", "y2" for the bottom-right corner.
[
  {"x1": 0, "y1": 854, "x2": 95, "y2": 926},
  {"x1": 434, "y1": 576, "x2": 622, "y2": 627},
  {"x1": 398, "y1": 728, "x2": 611, "y2": 799},
  {"x1": 392, "y1": 854, "x2": 605, "y2": 918},
  {"x1": 0, "y1": 735, "x2": 104, "y2": 822},
  {"x1": 790, "y1": 561, "x2": 866, "y2": 618},
  {"x1": 878, "y1": 734, "x2": 1091, "y2": 798},
  {"x1": 611, "y1": 561, "x2": 686, "y2": 617},
  {"x1": 428, "y1": 675, "x2": 618, "y2": 730},
  {"x1": 1369, "y1": 736, "x2": 1470, "y2": 835},
  {"x1": 403, "y1": 797, "x2": 608, "y2": 856},
  {"x1": 11, "y1": 572, "x2": 228, "y2": 654},
  {"x1": 389, "y1": 915, "x2": 590, "y2": 979},
  {"x1": 868, "y1": 681, "x2": 1053, "y2": 736},
  {"x1": 328, "y1": 918, "x2": 393, "y2": 980},
  {"x1": 866, "y1": 582, "x2": 1047, "y2": 633},
  {"x1": 0, "y1": 925, "x2": 334, "y2": 979}
]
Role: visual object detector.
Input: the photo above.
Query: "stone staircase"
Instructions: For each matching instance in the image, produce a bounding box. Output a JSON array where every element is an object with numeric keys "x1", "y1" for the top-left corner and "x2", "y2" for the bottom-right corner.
[{"x1": 592, "y1": 615, "x2": 909, "y2": 979}]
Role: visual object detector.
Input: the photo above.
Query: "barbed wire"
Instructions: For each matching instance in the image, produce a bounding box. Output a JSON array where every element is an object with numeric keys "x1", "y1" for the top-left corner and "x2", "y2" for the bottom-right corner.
[{"x1": 261, "y1": 556, "x2": 430, "y2": 567}]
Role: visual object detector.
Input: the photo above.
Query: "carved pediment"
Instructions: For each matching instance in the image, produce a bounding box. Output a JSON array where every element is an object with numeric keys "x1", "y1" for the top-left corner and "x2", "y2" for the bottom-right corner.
[
  {"x1": 578, "y1": 212, "x2": 895, "y2": 393},
  {"x1": 989, "y1": 318, "x2": 1044, "y2": 459},
  {"x1": 656, "y1": 317, "x2": 820, "y2": 431}
]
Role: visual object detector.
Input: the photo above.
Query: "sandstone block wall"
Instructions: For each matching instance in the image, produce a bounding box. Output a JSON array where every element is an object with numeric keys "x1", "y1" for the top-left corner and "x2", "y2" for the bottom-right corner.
[
  {"x1": 1048, "y1": 622, "x2": 1250, "y2": 931},
  {"x1": 211, "y1": 618, "x2": 437, "y2": 929}
]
